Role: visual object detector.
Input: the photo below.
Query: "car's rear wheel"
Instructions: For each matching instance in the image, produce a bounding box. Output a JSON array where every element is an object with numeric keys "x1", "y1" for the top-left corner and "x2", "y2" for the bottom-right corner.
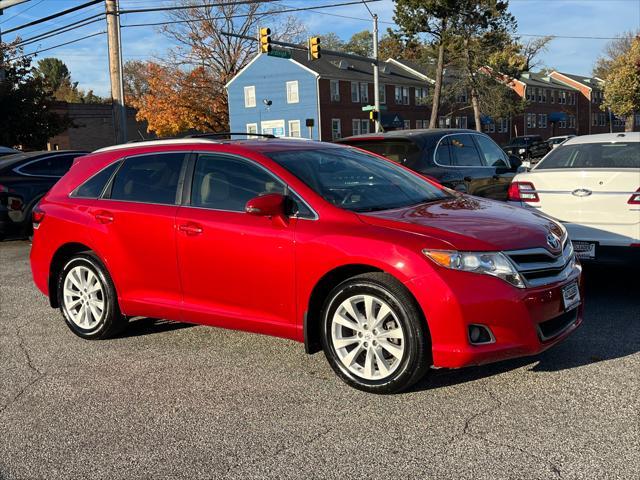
[
  {"x1": 57, "y1": 254, "x2": 126, "y2": 339},
  {"x1": 321, "y1": 272, "x2": 430, "y2": 394}
]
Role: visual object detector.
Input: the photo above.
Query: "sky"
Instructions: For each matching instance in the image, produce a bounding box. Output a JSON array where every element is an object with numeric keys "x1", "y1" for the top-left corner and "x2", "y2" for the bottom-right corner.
[{"x1": 1, "y1": 0, "x2": 639, "y2": 97}]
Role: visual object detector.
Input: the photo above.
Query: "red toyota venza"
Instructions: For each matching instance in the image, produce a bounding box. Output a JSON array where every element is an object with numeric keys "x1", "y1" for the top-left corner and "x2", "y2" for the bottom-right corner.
[{"x1": 30, "y1": 138, "x2": 583, "y2": 393}]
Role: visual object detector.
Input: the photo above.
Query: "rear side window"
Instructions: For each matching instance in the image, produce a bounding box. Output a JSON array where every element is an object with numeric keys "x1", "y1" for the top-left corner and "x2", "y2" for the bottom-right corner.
[
  {"x1": 19, "y1": 155, "x2": 76, "y2": 177},
  {"x1": 73, "y1": 162, "x2": 120, "y2": 198},
  {"x1": 474, "y1": 135, "x2": 509, "y2": 167},
  {"x1": 347, "y1": 140, "x2": 421, "y2": 165},
  {"x1": 434, "y1": 137, "x2": 452, "y2": 165},
  {"x1": 109, "y1": 153, "x2": 185, "y2": 204},
  {"x1": 448, "y1": 135, "x2": 483, "y2": 167},
  {"x1": 536, "y1": 143, "x2": 640, "y2": 169},
  {"x1": 190, "y1": 154, "x2": 284, "y2": 212}
]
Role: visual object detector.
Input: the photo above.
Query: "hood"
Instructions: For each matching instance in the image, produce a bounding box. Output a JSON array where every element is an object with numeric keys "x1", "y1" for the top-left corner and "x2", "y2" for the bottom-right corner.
[{"x1": 358, "y1": 195, "x2": 564, "y2": 252}]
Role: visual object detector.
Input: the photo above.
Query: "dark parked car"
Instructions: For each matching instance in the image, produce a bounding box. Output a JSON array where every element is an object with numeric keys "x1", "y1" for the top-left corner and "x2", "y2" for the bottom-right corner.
[
  {"x1": 0, "y1": 150, "x2": 87, "y2": 239},
  {"x1": 502, "y1": 135, "x2": 551, "y2": 162},
  {"x1": 336, "y1": 129, "x2": 521, "y2": 200},
  {"x1": 0, "y1": 146, "x2": 20, "y2": 158}
]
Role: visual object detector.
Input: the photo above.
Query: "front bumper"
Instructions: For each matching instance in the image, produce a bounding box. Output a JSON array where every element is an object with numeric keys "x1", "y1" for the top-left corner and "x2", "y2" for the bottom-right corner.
[{"x1": 406, "y1": 265, "x2": 583, "y2": 369}]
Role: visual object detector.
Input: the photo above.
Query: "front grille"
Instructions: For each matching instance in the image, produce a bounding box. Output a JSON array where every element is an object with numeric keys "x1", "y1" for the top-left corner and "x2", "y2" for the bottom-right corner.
[
  {"x1": 505, "y1": 239, "x2": 575, "y2": 287},
  {"x1": 537, "y1": 308, "x2": 579, "y2": 342}
]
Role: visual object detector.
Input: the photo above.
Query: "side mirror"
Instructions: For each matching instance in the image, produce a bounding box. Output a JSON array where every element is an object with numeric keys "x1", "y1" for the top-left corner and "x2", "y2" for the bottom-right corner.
[
  {"x1": 508, "y1": 154, "x2": 523, "y2": 171},
  {"x1": 245, "y1": 193, "x2": 286, "y2": 217}
]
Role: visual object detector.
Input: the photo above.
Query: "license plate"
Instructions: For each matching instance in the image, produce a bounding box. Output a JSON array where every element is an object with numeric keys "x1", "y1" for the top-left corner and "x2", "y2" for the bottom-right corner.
[
  {"x1": 562, "y1": 282, "x2": 580, "y2": 311},
  {"x1": 572, "y1": 241, "x2": 596, "y2": 260}
]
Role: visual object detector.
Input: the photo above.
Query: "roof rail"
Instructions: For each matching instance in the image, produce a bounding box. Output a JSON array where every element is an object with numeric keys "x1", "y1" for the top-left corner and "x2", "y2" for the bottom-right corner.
[{"x1": 186, "y1": 132, "x2": 276, "y2": 139}]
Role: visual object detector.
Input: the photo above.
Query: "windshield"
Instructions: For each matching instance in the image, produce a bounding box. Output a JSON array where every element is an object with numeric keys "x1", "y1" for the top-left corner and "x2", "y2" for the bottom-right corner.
[
  {"x1": 536, "y1": 142, "x2": 640, "y2": 169},
  {"x1": 267, "y1": 146, "x2": 449, "y2": 212}
]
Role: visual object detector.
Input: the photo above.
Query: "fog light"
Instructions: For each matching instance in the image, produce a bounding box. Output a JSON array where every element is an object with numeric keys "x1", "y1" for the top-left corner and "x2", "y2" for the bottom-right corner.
[{"x1": 468, "y1": 325, "x2": 494, "y2": 345}]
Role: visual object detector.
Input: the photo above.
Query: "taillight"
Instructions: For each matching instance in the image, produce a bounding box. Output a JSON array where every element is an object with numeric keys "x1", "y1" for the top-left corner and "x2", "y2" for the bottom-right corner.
[
  {"x1": 0, "y1": 184, "x2": 10, "y2": 193},
  {"x1": 508, "y1": 181, "x2": 539, "y2": 202},
  {"x1": 32, "y1": 206, "x2": 45, "y2": 229},
  {"x1": 628, "y1": 188, "x2": 640, "y2": 205}
]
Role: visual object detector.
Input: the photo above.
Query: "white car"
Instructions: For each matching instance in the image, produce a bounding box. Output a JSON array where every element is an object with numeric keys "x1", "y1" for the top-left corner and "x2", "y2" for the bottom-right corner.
[
  {"x1": 508, "y1": 132, "x2": 640, "y2": 263},
  {"x1": 547, "y1": 135, "x2": 575, "y2": 149}
]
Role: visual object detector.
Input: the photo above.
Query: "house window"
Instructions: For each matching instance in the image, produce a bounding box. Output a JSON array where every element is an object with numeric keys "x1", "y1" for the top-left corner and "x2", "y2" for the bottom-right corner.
[
  {"x1": 352, "y1": 119, "x2": 361, "y2": 136},
  {"x1": 456, "y1": 90, "x2": 468, "y2": 103},
  {"x1": 415, "y1": 87, "x2": 428, "y2": 106},
  {"x1": 497, "y1": 118, "x2": 508, "y2": 133},
  {"x1": 538, "y1": 114, "x2": 547, "y2": 128},
  {"x1": 286, "y1": 81, "x2": 299, "y2": 104},
  {"x1": 438, "y1": 116, "x2": 450, "y2": 128},
  {"x1": 483, "y1": 122, "x2": 495, "y2": 133},
  {"x1": 592, "y1": 113, "x2": 598, "y2": 126},
  {"x1": 351, "y1": 82, "x2": 360, "y2": 102},
  {"x1": 559, "y1": 118, "x2": 567, "y2": 128},
  {"x1": 543, "y1": 89, "x2": 548, "y2": 103},
  {"x1": 599, "y1": 113, "x2": 606, "y2": 126},
  {"x1": 569, "y1": 92, "x2": 575, "y2": 105},
  {"x1": 246, "y1": 123, "x2": 258, "y2": 135},
  {"x1": 403, "y1": 120, "x2": 411, "y2": 130},
  {"x1": 568, "y1": 115, "x2": 576, "y2": 128},
  {"x1": 559, "y1": 91, "x2": 567, "y2": 104},
  {"x1": 416, "y1": 120, "x2": 429, "y2": 129},
  {"x1": 395, "y1": 86, "x2": 409, "y2": 105},
  {"x1": 244, "y1": 85, "x2": 256, "y2": 108},
  {"x1": 288, "y1": 120, "x2": 301, "y2": 138},
  {"x1": 331, "y1": 118, "x2": 342, "y2": 140},
  {"x1": 455, "y1": 116, "x2": 467, "y2": 129},
  {"x1": 537, "y1": 88, "x2": 543, "y2": 102},
  {"x1": 330, "y1": 80, "x2": 340, "y2": 102},
  {"x1": 550, "y1": 90, "x2": 555, "y2": 104},
  {"x1": 527, "y1": 113, "x2": 537, "y2": 129},
  {"x1": 379, "y1": 84, "x2": 386, "y2": 104},
  {"x1": 361, "y1": 119, "x2": 369, "y2": 134},
  {"x1": 360, "y1": 83, "x2": 369, "y2": 103}
]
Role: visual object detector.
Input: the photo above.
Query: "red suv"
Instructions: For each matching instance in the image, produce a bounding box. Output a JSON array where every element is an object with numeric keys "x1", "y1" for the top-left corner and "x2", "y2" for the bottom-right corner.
[{"x1": 30, "y1": 137, "x2": 583, "y2": 393}]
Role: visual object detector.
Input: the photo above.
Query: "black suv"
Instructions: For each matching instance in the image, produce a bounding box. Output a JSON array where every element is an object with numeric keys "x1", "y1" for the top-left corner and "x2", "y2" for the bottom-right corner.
[
  {"x1": 0, "y1": 150, "x2": 87, "y2": 239},
  {"x1": 337, "y1": 129, "x2": 521, "y2": 201},
  {"x1": 502, "y1": 135, "x2": 551, "y2": 162}
]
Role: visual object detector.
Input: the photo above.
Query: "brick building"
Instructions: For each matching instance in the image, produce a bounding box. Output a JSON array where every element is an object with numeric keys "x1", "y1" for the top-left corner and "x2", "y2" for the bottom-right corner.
[
  {"x1": 47, "y1": 102, "x2": 152, "y2": 152},
  {"x1": 226, "y1": 51, "x2": 432, "y2": 141}
]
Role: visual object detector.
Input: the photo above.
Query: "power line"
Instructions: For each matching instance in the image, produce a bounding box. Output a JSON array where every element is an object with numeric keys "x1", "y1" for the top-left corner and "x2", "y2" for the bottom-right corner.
[
  {"x1": 119, "y1": 0, "x2": 281, "y2": 15},
  {"x1": 0, "y1": 0, "x2": 44, "y2": 25},
  {"x1": 279, "y1": 1, "x2": 394, "y2": 25},
  {"x1": 15, "y1": 14, "x2": 105, "y2": 48},
  {"x1": 7, "y1": 31, "x2": 106, "y2": 61},
  {"x1": 2, "y1": 0, "x2": 102, "y2": 35},
  {"x1": 121, "y1": 0, "x2": 383, "y2": 28},
  {"x1": 517, "y1": 33, "x2": 623, "y2": 40}
]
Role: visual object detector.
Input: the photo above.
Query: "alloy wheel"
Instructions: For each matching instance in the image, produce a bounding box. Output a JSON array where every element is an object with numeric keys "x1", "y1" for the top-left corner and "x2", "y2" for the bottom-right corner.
[{"x1": 62, "y1": 265, "x2": 105, "y2": 330}]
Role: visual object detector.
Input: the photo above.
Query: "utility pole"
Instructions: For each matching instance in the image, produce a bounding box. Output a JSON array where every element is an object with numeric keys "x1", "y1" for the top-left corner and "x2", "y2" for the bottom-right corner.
[
  {"x1": 105, "y1": 0, "x2": 126, "y2": 144},
  {"x1": 372, "y1": 13, "x2": 381, "y2": 132},
  {"x1": 0, "y1": 0, "x2": 30, "y2": 82}
]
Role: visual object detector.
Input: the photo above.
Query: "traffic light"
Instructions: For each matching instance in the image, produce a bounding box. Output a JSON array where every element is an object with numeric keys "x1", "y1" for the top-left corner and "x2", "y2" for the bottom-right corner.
[
  {"x1": 370, "y1": 110, "x2": 379, "y2": 121},
  {"x1": 259, "y1": 27, "x2": 271, "y2": 54},
  {"x1": 308, "y1": 36, "x2": 321, "y2": 60}
]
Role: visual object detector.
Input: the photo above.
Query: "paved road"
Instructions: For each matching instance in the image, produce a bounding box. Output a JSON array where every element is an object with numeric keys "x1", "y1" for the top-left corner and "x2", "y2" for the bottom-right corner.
[{"x1": 1, "y1": 240, "x2": 638, "y2": 479}]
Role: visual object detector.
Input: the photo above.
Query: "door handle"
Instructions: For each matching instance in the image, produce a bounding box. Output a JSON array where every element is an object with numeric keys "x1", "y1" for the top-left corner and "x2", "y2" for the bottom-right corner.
[
  {"x1": 94, "y1": 211, "x2": 114, "y2": 224},
  {"x1": 178, "y1": 223, "x2": 203, "y2": 235}
]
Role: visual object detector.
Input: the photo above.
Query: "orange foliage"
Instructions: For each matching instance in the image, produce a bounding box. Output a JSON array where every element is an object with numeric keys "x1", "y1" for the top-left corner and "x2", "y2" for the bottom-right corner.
[{"x1": 129, "y1": 62, "x2": 228, "y2": 137}]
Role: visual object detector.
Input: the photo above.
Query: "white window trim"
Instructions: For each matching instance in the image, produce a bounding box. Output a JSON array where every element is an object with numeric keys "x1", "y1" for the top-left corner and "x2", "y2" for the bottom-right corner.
[
  {"x1": 286, "y1": 81, "x2": 299, "y2": 104},
  {"x1": 330, "y1": 80, "x2": 340, "y2": 102},
  {"x1": 288, "y1": 120, "x2": 301, "y2": 138},
  {"x1": 246, "y1": 123, "x2": 258, "y2": 134},
  {"x1": 351, "y1": 82, "x2": 360, "y2": 103},
  {"x1": 332, "y1": 118, "x2": 342, "y2": 140},
  {"x1": 244, "y1": 85, "x2": 256, "y2": 108},
  {"x1": 360, "y1": 82, "x2": 369, "y2": 103}
]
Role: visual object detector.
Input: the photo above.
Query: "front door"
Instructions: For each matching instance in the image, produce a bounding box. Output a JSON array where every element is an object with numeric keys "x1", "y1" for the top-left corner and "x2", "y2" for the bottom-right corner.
[{"x1": 175, "y1": 153, "x2": 297, "y2": 339}]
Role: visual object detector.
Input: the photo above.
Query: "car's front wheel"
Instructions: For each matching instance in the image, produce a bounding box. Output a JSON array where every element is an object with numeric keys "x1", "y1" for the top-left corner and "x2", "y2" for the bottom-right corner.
[
  {"x1": 321, "y1": 273, "x2": 430, "y2": 394},
  {"x1": 57, "y1": 253, "x2": 126, "y2": 339}
]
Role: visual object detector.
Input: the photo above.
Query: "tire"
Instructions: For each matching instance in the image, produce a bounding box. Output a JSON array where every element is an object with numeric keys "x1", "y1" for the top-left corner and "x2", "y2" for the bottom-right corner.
[
  {"x1": 321, "y1": 272, "x2": 431, "y2": 394},
  {"x1": 57, "y1": 253, "x2": 126, "y2": 340}
]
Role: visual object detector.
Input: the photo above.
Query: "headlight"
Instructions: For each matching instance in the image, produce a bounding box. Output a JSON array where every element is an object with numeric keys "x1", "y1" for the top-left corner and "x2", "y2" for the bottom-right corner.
[
  {"x1": 518, "y1": 148, "x2": 526, "y2": 154},
  {"x1": 422, "y1": 250, "x2": 525, "y2": 288}
]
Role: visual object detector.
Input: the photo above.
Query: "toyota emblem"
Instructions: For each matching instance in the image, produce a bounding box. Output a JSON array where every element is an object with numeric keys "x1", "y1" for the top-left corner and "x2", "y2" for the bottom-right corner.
[{"x1": 547, "y1": 233, "x2": 561, "y2": 250}]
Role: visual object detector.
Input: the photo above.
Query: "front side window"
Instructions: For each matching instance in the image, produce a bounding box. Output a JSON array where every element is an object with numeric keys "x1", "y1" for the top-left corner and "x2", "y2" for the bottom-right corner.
[
  {"x1": 286, "y1": 81, "x2": 299, "y2": 104},
  {"x1": 536, "y1": 143, "x2": 640, "y2": 170},
  {"x1": 474, "y1": 135, "x2": 508, "y2": 167},
  {"x1": 244, "y1": 86, "x2": 256, "y2": 108},
  {"x1": 73, "y1": 161, "x2": 120, "y2": 198},
  {"x1": 448, "y1": 134, "x2": 483, "y2": 167},
  {"x1": 268, "y1": 146, "x2": 448, "y2": 212},
  {"x1": 190, "y1": 154, "x2": 284, "y2": 211},
  {"x1": 109, "y1": 153, "x2": 184, "y2": 205}
]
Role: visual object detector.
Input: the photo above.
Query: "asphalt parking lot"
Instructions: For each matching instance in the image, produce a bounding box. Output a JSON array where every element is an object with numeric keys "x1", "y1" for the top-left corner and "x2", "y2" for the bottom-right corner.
[{"x1": 0, "y1": 239, "x2": 638, "y2": 480}]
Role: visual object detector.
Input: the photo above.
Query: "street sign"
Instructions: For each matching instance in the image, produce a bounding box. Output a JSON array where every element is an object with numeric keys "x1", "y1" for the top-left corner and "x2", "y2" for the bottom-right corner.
[
  {"x1": 361, "y1": 104, "x2": 387, "y2": 112},
  {"x1": 268, "y1": 49, "x2": 291, "y2": 59}
]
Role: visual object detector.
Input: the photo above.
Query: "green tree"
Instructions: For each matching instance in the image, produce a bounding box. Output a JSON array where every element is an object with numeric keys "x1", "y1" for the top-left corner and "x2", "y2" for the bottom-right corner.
[
  {"x1": 601, "y1": 35, "x2": 640, "y2": 131},
  {"x1": 34, "y1": 57, "x2": 103, "y2": 104},
  {"x1": 593, "y1": 30, "x2": 638, "y2": 80},
  {"x1": 345, "y1": 30, "x2": 373, "y2": 57},
  {"x1": 393, "y1": 0, "x2": 461, "y2": 128},
  {"x1": 0, "y1": 43, "x2": 71, "y2": 148},
  {"x1": 314, "y1": 32, "x2": 345, "y2": 52}
]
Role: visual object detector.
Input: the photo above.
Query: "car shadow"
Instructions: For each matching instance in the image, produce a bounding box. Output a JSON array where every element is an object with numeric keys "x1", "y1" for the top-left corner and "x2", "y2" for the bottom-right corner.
[
  {"x1": 118, "y1": 317, "x2": 195, "y2": 338},
  {"x1": 409, "y1": 263, "x2": 639, "y2": 392}
]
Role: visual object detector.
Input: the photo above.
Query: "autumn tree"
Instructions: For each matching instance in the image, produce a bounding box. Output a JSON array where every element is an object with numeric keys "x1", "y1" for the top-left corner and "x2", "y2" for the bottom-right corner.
[
  {"x1": 600, "y1": 35, "x2": 640, "y2": 131},
  {"x1": 132, "y1": 0, "x2": 306, "y2": 134},
  {"x1": 0, "y1": 42, "x2": 71, "y2": 148},
  {"x1": 593, "y1": 30, "x2": 638, "y2": 79}
]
